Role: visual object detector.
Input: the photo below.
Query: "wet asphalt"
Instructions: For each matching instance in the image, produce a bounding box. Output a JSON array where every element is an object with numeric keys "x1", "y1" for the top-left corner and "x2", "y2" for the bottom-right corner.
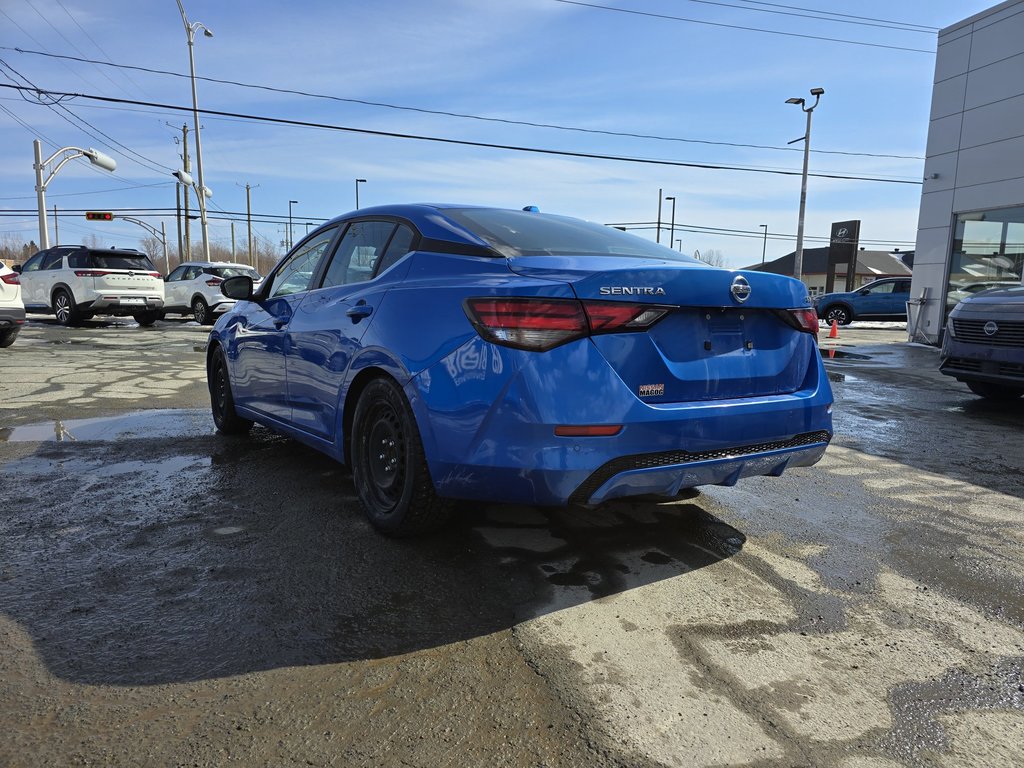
[{"x1": 1, "y1": 318, "x2": 1022, "y2": 767}]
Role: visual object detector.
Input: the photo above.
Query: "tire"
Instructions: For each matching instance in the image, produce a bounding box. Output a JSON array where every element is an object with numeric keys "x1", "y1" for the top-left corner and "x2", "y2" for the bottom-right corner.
[
  {"x1": 0, "y1": 328, "x2": 17, "y2": 348},
  {"x1": 351, "y1": 377, "x2": 452, "y2": 536},
  {"x1": 209, "y1": 347, "x2": 253, "y2": 435},
  {"x1": 134, "y1": 310, "x2": 161, "y2": 327},
  {"x1": 966, "y1": 381, "x2": 1024, "y2": 401},
  {"x1": 821, "y1": 304, "x2": 853, "y2": 326},
  {"x1": 192, "y1": 297, "x2": 213, "y2": 326},
  {"x1": 52, "y1": 289, "x2": 82, "y2": 326}
]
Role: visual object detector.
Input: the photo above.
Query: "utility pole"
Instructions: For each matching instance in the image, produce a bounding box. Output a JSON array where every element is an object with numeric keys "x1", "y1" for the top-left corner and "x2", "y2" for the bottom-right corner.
[
  {"x1": 238, "y1": 182, "x2": 258, "y2": 266},
  {"x1": 656, "y1": 188, "x2": 663, "y2": 244},
  {"x1": 53, "y1": 205, "x2": 59, "y2": 244},
  {"x1": 175, "y1": 184, "x2": 183, "y2": 264},
  {"x1": 231, "y1": 222, "x2": 235, "y2": 259}
]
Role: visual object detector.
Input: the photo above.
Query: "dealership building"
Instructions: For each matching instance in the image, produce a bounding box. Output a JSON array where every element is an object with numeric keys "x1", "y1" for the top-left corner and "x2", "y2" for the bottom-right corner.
[{"x1": 911, "y1": 0, "x2": 1024, "y2": 344}]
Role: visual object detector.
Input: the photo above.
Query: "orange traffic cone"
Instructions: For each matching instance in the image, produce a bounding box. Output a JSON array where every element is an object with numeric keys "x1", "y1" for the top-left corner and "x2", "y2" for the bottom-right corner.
[{"x1": 828, "y1": 320, "x2": 839, "y2": 339}]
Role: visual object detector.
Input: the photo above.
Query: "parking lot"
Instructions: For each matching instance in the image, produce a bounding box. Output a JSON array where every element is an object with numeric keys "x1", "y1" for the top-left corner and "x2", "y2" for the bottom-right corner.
[{"x1": 2, "y1": 319, "x2": 1023, "y2": 767}]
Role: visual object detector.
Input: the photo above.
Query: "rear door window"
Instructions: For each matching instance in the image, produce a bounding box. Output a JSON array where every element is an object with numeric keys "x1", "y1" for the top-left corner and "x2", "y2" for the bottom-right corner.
[{"x1": 320, "y1": 220, "x2": 397, "y2": 288}]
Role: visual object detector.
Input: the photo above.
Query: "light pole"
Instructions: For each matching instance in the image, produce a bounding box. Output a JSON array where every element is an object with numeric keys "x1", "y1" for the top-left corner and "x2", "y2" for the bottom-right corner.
[
  {"x1": 355, "y1": 178, "x2": 366, "y2": 210},
  {"x1": 655, "y1": 188, "x2": 663, "y2": 244},
  {"x1": 786, "y1": 87, "x2": 824, "y2": 283},
  {"x1": 665, "y1": 195, "x2": 676, "y2": 251},
  {"x1": 176, "y1": 0, "x2": 213, "y2": 261},
  {"x1": 288, "y1": 200, "x2": 298, "y2": 250},
  {"x1": 675, "y1": 238, "x2": 682, "y2": 252},
  {"x1": 760, "y1": 224, "x2": 768, "y2": 265},
  {"x1": 33, "y1": 139, "x2": 116, "y2": 250}
]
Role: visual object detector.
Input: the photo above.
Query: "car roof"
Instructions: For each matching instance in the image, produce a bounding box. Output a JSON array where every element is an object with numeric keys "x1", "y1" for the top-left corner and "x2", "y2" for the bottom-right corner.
[
  {"x1": 177, "y1": 261, "x2": 256, "y2": 268},
  {"x1": 319, "y1": 203, "x2": 533, "y2": 248}
]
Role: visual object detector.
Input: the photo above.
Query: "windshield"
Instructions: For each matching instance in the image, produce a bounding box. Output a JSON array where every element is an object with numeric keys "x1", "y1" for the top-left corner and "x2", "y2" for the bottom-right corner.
[
  {"x1": 206, "y1": 266, "x2": 261, "y2": 280},
  {"x1": 444, "y1": 208, "x2": 699, "y2": 262}
]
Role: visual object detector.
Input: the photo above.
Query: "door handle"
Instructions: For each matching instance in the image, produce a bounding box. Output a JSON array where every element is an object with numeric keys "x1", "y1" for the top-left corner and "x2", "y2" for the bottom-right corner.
[{"x1": 346, "y1": 304, "x2": 373, "y2": 320}]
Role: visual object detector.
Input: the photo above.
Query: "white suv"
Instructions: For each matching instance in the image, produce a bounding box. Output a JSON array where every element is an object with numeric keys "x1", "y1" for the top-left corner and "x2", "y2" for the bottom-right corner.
[
  {"x1": 162, "y1": 261, "x2": 262, "y2": 325},
  {"x1": 0, "y1": 259, "x2": 25, "y2": 347},
  {"x1": 18, "y1": 246, "x2": 165, "y2": 326}
]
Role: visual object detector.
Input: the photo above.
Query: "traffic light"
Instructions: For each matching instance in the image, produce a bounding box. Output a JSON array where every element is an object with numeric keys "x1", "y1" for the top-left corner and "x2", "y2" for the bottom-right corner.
[{"x1": 85, "y1": 212, "x2": 114, "y2": 221}]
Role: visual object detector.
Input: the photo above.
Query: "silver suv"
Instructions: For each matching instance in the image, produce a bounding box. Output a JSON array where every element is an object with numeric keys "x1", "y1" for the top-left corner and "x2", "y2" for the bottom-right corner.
[
  {"x1": 941, "y1": 284, "x2": 1024, "y2": 400},
  {"x1": 162, "y1": 261, "x2": 262, "y2": 325},
  {"x1": 17, "y1": 246, "x2": 165, "y2": 326}
]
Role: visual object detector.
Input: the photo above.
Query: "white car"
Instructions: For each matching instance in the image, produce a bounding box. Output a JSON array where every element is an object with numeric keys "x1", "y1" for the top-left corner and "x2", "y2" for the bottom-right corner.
[
  {"x1": 0, "y1": 259, "x2": 25, "y2": 347},
  {"x1": 18, "y1": 245, "x2": 164, "y2": 326},
  {"x1": 162, "y1": 261, "x2": 262, "y2": 325}
]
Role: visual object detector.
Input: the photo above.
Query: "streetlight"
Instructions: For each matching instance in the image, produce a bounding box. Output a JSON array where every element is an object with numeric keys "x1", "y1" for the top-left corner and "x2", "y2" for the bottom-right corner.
[
  {"x1": 664, "y1": 195, "x2": 676, "y2": 251},
  {"x1": 176, "y1": 0, "x2": 213, "y2": 261},
  {"x1": 786, "y1": 87, "x2": 824, "y2": 283},
  {"x1": 760, "y1": 224, "x2": 768, "y2": 265},
  {"x1": 33, "y1": 139, "x2": 116, "y2": 250},
  {"x1": 288, "y1": 200, "x2": 298, "y2": 250},
  {"x1": 355, "y1": 178, "x2": 366, "y2": 210}
]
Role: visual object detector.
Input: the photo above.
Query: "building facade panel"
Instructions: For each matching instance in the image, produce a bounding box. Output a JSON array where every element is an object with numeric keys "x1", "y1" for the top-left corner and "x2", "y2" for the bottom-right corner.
[{"x1": 962, "y1": 53, "x2": 1024, "y2": 109}]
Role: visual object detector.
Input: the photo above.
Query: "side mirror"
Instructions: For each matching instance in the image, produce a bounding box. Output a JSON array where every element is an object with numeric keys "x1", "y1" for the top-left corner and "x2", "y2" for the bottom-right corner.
[
  {"x1": 858, "y1": 289, "x2": 870, "y2": 296},
  {"x1": 12, "y1": 264, "x2": 22, "y2": 273},
  {"x1": 221, "y1": 275, "x2": 254, "y2": 301}
]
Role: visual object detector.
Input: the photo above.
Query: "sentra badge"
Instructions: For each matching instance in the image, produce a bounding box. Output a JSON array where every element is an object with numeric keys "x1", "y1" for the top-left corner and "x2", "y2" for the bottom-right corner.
[
  {"x1": 600, "y1": 287, "x2": 666, "y2": 296},
  {"x1": 639, "y1": 383, "x2": 665, "y2": 397}
]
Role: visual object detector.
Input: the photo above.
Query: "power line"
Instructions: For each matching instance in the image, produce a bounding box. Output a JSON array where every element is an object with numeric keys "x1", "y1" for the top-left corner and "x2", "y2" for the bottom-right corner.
[
  {"x1": 691, "y1": 0, "x2": 936, "y2": 32},
  {"x1": 735, "y1": 1, "x2": 938, "y2": 31},
  {"x1": 0, "y1": 83, "x2": 926, "y2": 186},
  {"x1": 0, "y1": 46, "x2": 925, "y2": 161},
  {"x1": 552, "y1": 0, "x2": 935, "y2": 53}
]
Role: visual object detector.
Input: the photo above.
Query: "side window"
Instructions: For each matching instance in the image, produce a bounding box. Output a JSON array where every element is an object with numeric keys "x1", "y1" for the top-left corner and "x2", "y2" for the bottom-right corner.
[
  {"x1": 894, "y1": 280, "x2": 911, "y2": 294},
  {"x1": 21, "y1": 253, "x2": 46, "y2": 272},
  {"x1": 375, "y1": 224, "x2": 416, "y2": 276},
  {"x1": 182, "y1": 266, "x2": 201, "y2": 281},
  {"x1": 166, "y1": 266, "x2": 188, "y2": 282},
  {"x1": 321, "y1": 221, "x2": 396, "y2": 289},
  {"x1": 42, "y1": 251, "x2": 64, "y2": 270},
  {"x1": 867, "y1": 282, "x2": 894, "y2": 295},
  {"x1": 69, "y1": 253, "x2": 87, "y2": 269},
  {"x1": 268, "y1": 227, "x2": 338, "y2": 298}
]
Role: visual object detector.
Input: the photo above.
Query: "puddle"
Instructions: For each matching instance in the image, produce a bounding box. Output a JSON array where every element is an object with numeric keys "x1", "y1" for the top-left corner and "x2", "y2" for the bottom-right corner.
[
  {"x1": 0, "y1": 409, "x2": 213, "y2": 443},
  {"x1": 820, "y1": 349, "x2": 872, "y2": 361}
]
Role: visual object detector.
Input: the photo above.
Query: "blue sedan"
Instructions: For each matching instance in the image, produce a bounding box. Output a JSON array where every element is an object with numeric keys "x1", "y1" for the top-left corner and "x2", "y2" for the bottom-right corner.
[{"x1": 207, "y1": 205, "x2": 833, "y2": 535}]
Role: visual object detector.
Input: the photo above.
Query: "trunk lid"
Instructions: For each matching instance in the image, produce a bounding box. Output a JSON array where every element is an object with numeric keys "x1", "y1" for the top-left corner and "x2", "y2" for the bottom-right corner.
[{"x1": 507, "y1": 256, "x2": 816, "y2": 401}]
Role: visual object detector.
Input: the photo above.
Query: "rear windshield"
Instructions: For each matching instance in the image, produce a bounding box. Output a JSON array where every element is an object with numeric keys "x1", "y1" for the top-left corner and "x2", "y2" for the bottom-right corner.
[
  {"x1": 444, "y1": 208, "x2": 699, "y2": 262},
  {"x1": 204, "y1": 266, "x2": 261, "y2": 280},
  {"x1": 71, "y1": 251, "x2": 157, "y2": 271}
]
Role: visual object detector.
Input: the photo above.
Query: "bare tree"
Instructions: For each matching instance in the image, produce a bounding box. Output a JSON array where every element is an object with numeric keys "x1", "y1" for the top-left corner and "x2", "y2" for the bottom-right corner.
[{"x1": 696, "y1": 249, "x2": 728, "y2": 267}]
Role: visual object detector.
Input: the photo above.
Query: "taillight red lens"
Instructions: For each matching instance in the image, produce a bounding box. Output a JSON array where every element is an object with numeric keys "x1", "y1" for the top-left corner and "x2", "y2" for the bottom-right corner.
[
  {"x1": 0, "y1": 273, "x2": 19, "y2": 285},
  {"x1": 582, "y1": 301, "x2": 669, "y2": 333},
  {"x1": 789, "y1": 308, "x2": 819, "y2": 340},
  {"x1": 464, "y1": 298, "x2": 587, "y2": 351},
  {"x1": 74, "y1": 270, "x2": 111, "y2": 277},
  {"x1": 205, "y1": 277, "x2": 223, "y2": 286}
]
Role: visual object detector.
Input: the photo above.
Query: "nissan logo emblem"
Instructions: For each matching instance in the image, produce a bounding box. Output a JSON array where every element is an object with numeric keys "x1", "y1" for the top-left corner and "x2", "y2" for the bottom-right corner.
[
  {"x1": 730, "y1": 275, "x2": 752, "y2": 303},
  {"x1": 984, "y1": 321, "x2": 999, "y2": 336}
]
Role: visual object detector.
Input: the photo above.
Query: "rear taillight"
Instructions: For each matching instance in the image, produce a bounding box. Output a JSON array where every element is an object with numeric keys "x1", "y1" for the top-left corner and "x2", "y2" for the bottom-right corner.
[
  {"x1": 205, "y1": 277, "x2": 223, "y2": 286},
  {"x1": 0, "y1": 273, "x2": 19, "y2": 285},
  {"x1": 786, "y1": 308, "x2": 820, "y2": 340},
  {"x1": 74, "y1": 270, "x2": 111, "y2": 277},
  {"x1": 464, "y1": 297, "x2": 668, "y2": 351}
]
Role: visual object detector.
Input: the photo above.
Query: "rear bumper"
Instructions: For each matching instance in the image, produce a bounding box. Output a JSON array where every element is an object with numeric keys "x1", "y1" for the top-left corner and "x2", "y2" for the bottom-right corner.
[
  {"x1": 0, "y1": 306, "x2": 26, "y2": 327},
  {"x1": 79, "y1": 295, "x2": 164, "y2": 316}
]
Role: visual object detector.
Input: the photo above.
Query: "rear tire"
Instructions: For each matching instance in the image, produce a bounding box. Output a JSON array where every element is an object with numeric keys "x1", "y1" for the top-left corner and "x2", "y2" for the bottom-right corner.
[
  {"x1": 209, "y1": 347, "x2": 253, "y2": 435},
  {"x1": 52, "y1": 289, "x2": 82, "y2": 326},
  {"x1": 134, "y1": 310, "x2": 161, "y2": 327},
  {"x1": 966, "y1": 381, "x2": 1024, "y2": 401},
  {"x1": 821, "y1": 304, "x2": 852, "y2": 326},
  {"x1": 193, "y1": 297, "x2": 213, "y2": 326},
  {"x1": 0, "y1": 328, "x2": 17, "y2": 348},
  {"x1": 351, "y1": 377, "x2": 452, "y2": 536}
]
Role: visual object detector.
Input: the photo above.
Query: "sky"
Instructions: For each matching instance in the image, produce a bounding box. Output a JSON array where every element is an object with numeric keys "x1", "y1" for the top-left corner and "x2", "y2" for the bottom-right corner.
[{"x1": 0, "y1": 0, "x2": 1001, "y2": 269}]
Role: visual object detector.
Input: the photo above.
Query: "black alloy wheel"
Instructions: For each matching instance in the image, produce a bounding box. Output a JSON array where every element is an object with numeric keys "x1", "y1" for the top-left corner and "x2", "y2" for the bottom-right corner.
[
  {"x1": 822, "y1": 304, "x2": 852, "y2": 326},
  {"x1": 193, "y1": 297, "x2": 212, "y2": 325},
  {"x1": 351, "y1": 377, "x2": 452, "y2": 536},
  {"x1": 209, "y1": 348, "x2": 252, "y2": 434}
]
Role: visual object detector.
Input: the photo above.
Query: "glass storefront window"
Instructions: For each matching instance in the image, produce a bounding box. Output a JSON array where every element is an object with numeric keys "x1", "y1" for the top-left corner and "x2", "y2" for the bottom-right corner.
[{"x1": 947, "y1": 206, "x2": 1024, "y2": 311}]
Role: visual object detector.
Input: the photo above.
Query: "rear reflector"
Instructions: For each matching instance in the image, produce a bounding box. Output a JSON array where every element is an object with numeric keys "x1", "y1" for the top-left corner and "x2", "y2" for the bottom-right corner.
[
  {"x1": 464, "y1": 297, "x2": 669, "y2": 351},
  {"x1": 554, "y1": 425, "x2": 623, "y2": 437}
]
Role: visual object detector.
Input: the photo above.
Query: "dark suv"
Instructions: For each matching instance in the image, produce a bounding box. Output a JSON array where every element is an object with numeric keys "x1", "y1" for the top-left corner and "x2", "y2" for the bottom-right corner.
[
  {"x1": 941, "y1": 285, "x2": 1024, "y2": 400},
  {"x1": 17, "y1": 245, "x2": 165, "y2": 326}
]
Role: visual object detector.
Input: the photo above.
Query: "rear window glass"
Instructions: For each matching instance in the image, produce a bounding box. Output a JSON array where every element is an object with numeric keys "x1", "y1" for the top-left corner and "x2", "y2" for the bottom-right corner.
[
  {"x1": 444, "y1": 208, "x2": 699, "y2": 262},
  {"x1": 87, "y1": 252, "x2": 157, "y2": 271},
  {"x1": 205, "y1": 266, "x2": 261, "y2": 280}
]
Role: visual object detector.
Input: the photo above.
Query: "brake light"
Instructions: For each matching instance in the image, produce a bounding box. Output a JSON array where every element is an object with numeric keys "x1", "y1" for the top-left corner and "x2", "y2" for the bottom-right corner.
[
  {"x1": 146, "y1": 272, "x2": 161, "y2": 278},
  {"x1": 74, "y1": 270, "x2": 111, "y2": 277},
  {"x1": 205, "y1": 277, "x2": 223, "y2": 286},
  {"x1": 0, "y1": 273, "x2": 19, "y2": 285},
  {"x1": 464, "y1": 297, "x2": 669, "y2": 351},
  {"x1": 788, "y1": 308, "x2": 820, "y2": 339}
]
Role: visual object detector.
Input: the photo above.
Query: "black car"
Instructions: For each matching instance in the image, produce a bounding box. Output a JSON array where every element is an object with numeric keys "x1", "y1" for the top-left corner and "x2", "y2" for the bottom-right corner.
[{"x1": 941, "y1": 285, "x2": 1024, "y2": 400}]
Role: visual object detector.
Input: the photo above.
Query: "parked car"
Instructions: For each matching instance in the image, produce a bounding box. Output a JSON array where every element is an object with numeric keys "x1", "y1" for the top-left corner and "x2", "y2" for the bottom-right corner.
[
  {"x1": 0, "y1": 259, "x2": 26, "y2": 348},
  {"x1": 162, "y1": 261, "x2": 262, "y2": 325},
  {"x1": 941, "y1": 285, "x2": 1024, "y2": 400},
  {"x1": 17, "y1": 245, "x2": 164, "y2": 326},
  {"x1": 206, "y1": 204, "x2": 833, "y2": 535},
  {"x1": 814, "y1": 277, "x2": 912, "y2": 325}
]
